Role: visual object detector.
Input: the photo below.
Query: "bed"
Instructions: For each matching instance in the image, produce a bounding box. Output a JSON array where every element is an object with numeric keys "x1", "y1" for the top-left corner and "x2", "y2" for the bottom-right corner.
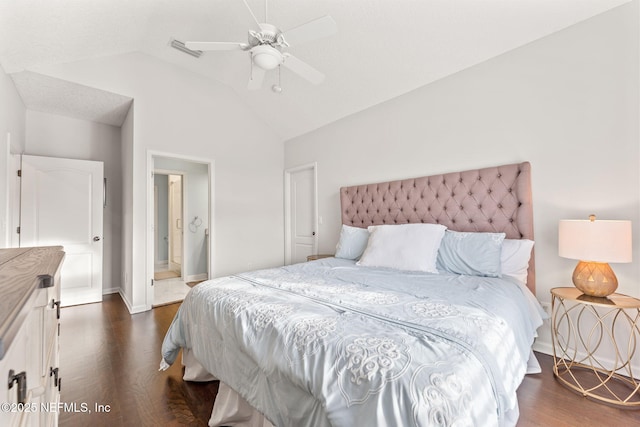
[{"x1": 161, "y1": 161, "x2": 545, "y2": 427}]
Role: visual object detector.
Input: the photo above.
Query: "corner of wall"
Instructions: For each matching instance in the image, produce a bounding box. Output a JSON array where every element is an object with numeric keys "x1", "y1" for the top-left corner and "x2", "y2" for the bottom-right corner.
[{"x1": 117, "y1": 288, "x2": 148, "y2": 314}]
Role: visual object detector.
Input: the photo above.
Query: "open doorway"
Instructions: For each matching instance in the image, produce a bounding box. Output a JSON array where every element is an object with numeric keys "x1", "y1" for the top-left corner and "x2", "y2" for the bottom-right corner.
[
  {"x1": 154, "y1": 172, "x2": 183, "y2": 281},
  {"x1": 149, "y1": 154, "x2": 212, "y2": 308},
  {"x1": 168, "y1": 174, "x2": 183, "y2": 276},
  {"x1": 153, "y1": 170, "x2": 189, "y2": 307}
]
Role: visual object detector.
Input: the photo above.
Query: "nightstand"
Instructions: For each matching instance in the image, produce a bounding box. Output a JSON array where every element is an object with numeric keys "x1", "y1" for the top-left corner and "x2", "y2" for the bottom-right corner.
[
  {"x1": 306, "y1": 254, "x2": 333, "y2": 261},
  {"x1": 550, "y1": 287, "x2": 640, "y2": 407}
]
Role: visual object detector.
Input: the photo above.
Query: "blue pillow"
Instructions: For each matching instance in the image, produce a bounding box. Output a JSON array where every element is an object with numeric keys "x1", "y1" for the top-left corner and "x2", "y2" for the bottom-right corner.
[
  {"x1": 437, "y1": 230, "x2": 505, "y2": 277},
  {"x1": 335, "y1": 224, "x2": 369, "y2": 260}
]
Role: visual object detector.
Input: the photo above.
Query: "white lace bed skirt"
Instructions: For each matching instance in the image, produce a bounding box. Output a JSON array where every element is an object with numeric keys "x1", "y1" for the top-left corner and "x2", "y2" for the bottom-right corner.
[
  {"x1": 183, "y1": 348, "x2": 274, "y2": 427},
  {"x1": 181, "y1": 347, "x2": 541, "y2": 427}
]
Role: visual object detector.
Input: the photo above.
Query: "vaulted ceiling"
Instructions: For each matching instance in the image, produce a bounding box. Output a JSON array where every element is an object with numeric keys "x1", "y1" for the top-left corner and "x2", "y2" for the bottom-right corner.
[{"x1": 0, "y1": 0, "x2": 631, "y2": 139}]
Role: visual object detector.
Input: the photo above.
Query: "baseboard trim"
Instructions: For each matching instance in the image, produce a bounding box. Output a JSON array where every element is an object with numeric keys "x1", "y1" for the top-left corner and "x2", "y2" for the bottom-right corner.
[
  {"x1": 532, "y1": 336, "x2": 640, "y2": 374},
  {"x1": 118, "y1": 289, "x2": 133, "y2": 312},
  {"x1": 118, "y1": 289, "x2": 148, "y2": 314},
  {"x1": 533, "y1": 339, "x2": 553, "y2": 356},
  {"x1": 102, "y1": 287, "x2": 120, "y2": 295}
]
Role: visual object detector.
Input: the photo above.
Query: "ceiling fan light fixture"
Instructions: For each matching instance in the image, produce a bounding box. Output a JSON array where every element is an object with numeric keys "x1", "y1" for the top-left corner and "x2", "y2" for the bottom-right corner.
[
  {"x1": 182, "y1": 2, "x2": 337, "y2": 90},
  {"x1": 251, "y1": 45, "x2": 283, "y2": 70}
]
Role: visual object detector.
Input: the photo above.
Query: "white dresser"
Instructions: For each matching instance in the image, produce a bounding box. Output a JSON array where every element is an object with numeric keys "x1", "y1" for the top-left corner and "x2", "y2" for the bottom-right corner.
[{"x1": 0, "y1": 247, "x2": 64, "y2": 427}]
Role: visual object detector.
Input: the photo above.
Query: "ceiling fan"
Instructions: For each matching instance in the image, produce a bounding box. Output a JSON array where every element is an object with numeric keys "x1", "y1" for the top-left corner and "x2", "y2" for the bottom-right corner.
[{"x1": 182, "y1": 0, "x2": 337, "y2": 91}]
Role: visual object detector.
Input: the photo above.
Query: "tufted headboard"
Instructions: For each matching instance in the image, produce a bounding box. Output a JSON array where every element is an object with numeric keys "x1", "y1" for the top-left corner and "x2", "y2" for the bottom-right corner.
[{"x1": 340, "y1": 162, "x2": 535, "y2": 293}]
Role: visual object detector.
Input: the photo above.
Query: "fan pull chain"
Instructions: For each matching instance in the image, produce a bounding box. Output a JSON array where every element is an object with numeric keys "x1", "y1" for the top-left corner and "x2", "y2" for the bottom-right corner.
[
  {"x1": 250, "y1": 52, "x2": 254, "y2": 80},
  {"x1": 272, "y1": 65, "x2": 283, "y2": 93}
]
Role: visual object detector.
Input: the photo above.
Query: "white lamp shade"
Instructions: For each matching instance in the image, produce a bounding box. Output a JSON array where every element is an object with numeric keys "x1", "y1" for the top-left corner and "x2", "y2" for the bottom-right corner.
[{"x1": 559, "y1": 219, "x2": 632, "y2": 263}]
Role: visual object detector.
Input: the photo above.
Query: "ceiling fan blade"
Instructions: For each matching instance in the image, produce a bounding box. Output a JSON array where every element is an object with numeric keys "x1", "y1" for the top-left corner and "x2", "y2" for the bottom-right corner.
[
  {"x1": 247, "y1": 67, "x2": 266, "y2": 90},
  {"x1": 282, "y1": 54, "x2": 325, "y2": 85},
  {"x1": 282, "y1": 15, "x2": 337, "y2": 47},
  {"x1": 241, "y1": 0, "x2": 263, "y2": 31},
  {"x1": 185, "y1": 41, "x2": 247, "y2": 51}
]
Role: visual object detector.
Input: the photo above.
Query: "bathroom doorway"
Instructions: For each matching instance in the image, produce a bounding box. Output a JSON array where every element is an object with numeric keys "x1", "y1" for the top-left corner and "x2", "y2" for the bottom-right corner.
[
  {"x1": 149, "y1": 154, "x2": 211, "y2": 308},
  {"x1": 154, "y1": 172, "x2": 183, "y2": 281}
]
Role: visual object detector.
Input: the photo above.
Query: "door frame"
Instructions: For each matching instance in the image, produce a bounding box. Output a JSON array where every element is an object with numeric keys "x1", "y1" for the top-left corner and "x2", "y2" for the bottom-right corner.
[
  {"x1": 284, "y1": 162, "x2": 318, "y2": 265},
  {"x1": 154, "y1": 184, "x2": 160, "y2": 266},
  {"x1": 2, "y1": 134, "x2": 21, "y2": 248},
  {"x1": 146, "y1": 150, "x2": 214, "y2": 310}
]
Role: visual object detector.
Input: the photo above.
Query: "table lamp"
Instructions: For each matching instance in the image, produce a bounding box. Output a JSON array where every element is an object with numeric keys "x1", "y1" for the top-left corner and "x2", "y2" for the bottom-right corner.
[{"x1": 558, "y1": 215, "x2": 632, "y2": 297}]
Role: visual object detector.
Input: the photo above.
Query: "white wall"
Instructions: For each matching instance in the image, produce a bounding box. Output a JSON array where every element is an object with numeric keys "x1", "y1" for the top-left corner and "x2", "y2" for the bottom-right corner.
[
  {"x1": 0, "y1": 67, "x2": 25, "y2": 154},
  {"x1": 0, "y1": 66, "x2": 26, "y2": 248},
  {"x1": 24, "y1": 110, "x2": 123, "y2": 294},
  {"x1": 285, "y1": 3, "x2": 639, "y2": 354},
  {"x1": 33, "y1": 52, "x2": 284, "y2": 312},
  {"x1": 120, "y1": 105, "x2": 134, "y2": 308}
]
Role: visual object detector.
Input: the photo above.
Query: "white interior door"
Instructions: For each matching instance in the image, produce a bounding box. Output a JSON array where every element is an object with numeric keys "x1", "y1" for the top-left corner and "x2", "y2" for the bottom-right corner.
[
  {"x1": 20, "y1": 154, "x2": 104, "y2": 306},
  {"x1": 285, "y1": 164, "x2": 317, "y2": 264}
]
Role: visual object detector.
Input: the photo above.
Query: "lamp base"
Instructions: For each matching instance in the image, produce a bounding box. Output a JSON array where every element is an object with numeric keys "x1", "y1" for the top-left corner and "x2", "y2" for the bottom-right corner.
[{"x1": 572, "y1": 261, "x2": 618, "y2": 297}]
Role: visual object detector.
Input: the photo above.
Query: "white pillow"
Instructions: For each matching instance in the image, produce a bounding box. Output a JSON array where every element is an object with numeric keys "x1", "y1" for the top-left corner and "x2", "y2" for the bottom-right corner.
[
  {"x1": 335, "y1": 224, "x2": 369, "y2": 260},
  {"x1": 501, "y1": 239, "x2": 535, "y2": 285},
  {"x1": 357, "y1": 223, "x2": 447, "y2": 272}
]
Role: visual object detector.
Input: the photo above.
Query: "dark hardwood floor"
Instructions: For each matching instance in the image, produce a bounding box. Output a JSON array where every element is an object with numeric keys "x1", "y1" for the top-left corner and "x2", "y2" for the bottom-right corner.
[
  {"x1": 58, "y1": 293, "x2": 640, "y2": 426},
  {"x1": 59, "y1": 294, "x2": 218, "y2": 426}
]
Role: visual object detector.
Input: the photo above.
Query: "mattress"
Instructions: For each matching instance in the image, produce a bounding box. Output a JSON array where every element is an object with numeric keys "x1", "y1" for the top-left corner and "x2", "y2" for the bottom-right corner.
[{"x1": 162, "y1": 257, "x2": 545, "y2": 426}]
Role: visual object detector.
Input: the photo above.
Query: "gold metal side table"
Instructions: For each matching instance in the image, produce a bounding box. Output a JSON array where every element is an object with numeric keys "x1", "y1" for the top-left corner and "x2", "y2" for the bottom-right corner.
[{"x1": 551, "y1": 287, "x2": 640, "y2": 407}]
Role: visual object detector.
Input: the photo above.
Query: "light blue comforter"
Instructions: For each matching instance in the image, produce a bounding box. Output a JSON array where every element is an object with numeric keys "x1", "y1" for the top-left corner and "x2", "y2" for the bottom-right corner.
[{"x1": 162, "y1": 258, "x2": 544, "y2": 427}]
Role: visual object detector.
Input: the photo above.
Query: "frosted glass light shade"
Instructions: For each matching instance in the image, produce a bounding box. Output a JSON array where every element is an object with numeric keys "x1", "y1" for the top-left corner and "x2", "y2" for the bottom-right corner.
[{"x1": 251, "y1": 45, "x2": 282, "y2": 70}]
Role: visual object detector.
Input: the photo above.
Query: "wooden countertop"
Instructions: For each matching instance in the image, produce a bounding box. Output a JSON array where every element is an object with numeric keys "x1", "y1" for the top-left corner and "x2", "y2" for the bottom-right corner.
[{"x1": 0, "y1": 246, "x2": 65, "y2": 359}]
